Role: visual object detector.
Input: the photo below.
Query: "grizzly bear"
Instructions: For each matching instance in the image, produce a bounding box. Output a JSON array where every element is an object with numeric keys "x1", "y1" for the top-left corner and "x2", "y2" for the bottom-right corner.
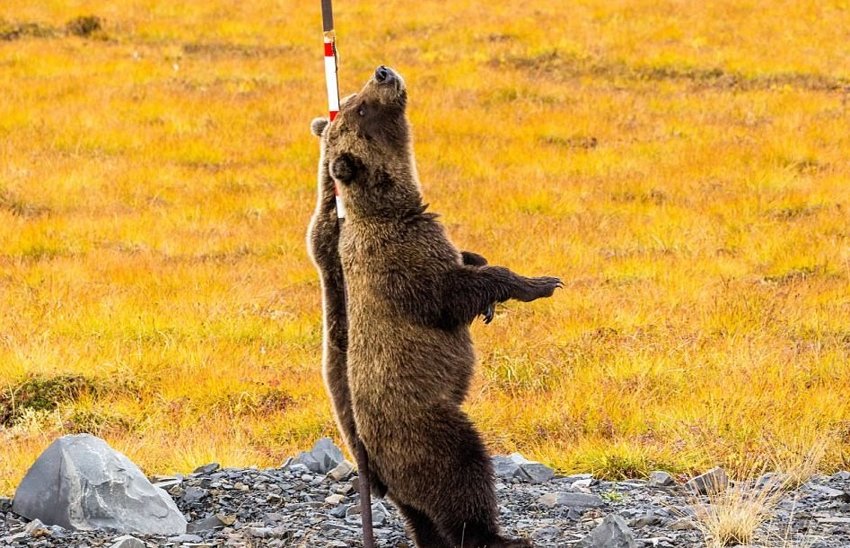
[
  {"x1": 307, "y1": 119, "x2": 492, "y2": 496},
  {"x1": 309, "y1": 65, "x2": 560, "y2": 548}
]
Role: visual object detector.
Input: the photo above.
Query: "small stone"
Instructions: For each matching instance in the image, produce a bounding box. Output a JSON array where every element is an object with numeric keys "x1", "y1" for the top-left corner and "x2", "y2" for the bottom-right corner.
[
  {"x1": 25, "y1": 519, "x2": 51, "y2": 537},
  {"x1": 629, "y1": 511, "x2": 662, "y2": 529},
  {"x1": 577, "y1": 514, "x2": 637, "y2": 548},
  {"x1": 669, "y1": 518, "x2": 698, "y2": 531},
  {"x1": 193, "y1": 463, "x2": 220, "y2": 475},
  {"x1": 371, "y1": 502, "x2": 389, "y2": 527},
  {"x1": 182, "y1": 486, "x2": 208, "y2": 504},
  {"x1": 648, "y1": 471, "x2": 676, "y2": 488},
  {"x1": 345, "y1": 502, "x2": 388, "y2": 527},
  {"x1": 521, "y1": 462, "x2": 555, "y2": 484},
  {"x1": 832, "y1": 471, "x2": 850, "y2": 481},
  {"x1": 168, "y1": 534, "x2": 203, "y2": 543},
  {"x1": 571, "y1": 478, "x2": 596, "y2": 490},
  {"x1": 293, "y1": 438, "x2": 345, "y2": 474},
  {"x1": 808, "y1": 484, "x2": 846, "y2": 499},
  {"x1": 531, "y1": 525, "x2": 559, "y2": 540},
  {"x1": 815, "y1": 517, "x2": 850, "y2": 524},
  {"x1": 109, "y1": 535, "x2": 146, "y2": 548},
  {"x1": 325, "y1": 494, "x2": 345, "y2": 505},
  {"x1": 537, "y1": 492, "x2": 604, "y2": 509},
  {"x1": 234, "y1": 482, "x2": 249, "y2": 491},
  {"x1": 685, "y1": 467, "x2": 728, "y2": 496},
  {"x1": 491, "y1": 456, "x2": 522, "y2": 479},
  {"x1": 329, "y1": 504, "x2": 349, "y2": 518},
  {"x1": 328, "y1": 460, "x2": 355, "y2": 481},
  {"x1": 187, "y1": 515, "x2": 228, "y2": 532},
  {"x1": 216, "y1": 513, "x2": 237, "y2": 526}
]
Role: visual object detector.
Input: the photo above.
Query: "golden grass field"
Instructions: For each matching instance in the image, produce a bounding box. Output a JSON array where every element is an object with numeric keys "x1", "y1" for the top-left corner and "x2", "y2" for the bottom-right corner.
[{"x1": 1, "y1": 0, "x2": 849, "y2": 496}]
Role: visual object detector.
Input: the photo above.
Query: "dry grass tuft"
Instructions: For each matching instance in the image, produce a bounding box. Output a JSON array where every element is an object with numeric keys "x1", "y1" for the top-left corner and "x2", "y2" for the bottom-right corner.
[{"x1": 693, "y1": 473, "x2": 786, "y2": 547}]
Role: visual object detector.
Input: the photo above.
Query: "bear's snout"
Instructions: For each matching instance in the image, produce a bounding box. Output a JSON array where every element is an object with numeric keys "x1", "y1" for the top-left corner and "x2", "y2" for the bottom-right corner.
[{"x1": 375, "y1": 65, "x2": 391, "y2": 83}]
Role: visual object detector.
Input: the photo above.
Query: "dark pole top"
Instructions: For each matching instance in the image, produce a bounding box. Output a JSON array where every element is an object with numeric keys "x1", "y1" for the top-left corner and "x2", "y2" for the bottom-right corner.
[{"x1": 321, "y1": 0, "x2": 334, "y2": 32}]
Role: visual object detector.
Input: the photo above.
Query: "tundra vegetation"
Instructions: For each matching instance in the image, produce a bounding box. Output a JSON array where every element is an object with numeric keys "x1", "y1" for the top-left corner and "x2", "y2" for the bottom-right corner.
[{"x1": 1, "y1": 0, "x2": 848, "y2": 496}]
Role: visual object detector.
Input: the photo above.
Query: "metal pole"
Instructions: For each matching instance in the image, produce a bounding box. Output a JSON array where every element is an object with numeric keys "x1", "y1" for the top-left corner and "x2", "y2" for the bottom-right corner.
[{"x1": 321, "y1": 3, "x2": 374, "y2": 547}]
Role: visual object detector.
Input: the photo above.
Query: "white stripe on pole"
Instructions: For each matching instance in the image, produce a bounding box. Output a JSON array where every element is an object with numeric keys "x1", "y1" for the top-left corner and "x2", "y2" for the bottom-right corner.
[{"x1": 324, "y1": 39, "x2": 340, "y2": 120}]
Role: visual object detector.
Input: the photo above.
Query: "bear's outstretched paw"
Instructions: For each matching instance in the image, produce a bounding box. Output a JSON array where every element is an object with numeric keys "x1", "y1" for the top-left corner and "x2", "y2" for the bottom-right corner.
[{"x1": 514, "y1": 276, "x2": 563, "y2": 302}]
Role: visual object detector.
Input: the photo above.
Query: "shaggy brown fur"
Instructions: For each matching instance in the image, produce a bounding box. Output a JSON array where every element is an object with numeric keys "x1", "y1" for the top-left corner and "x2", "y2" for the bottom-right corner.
[
  {"x1": 307, "y1": 115, "x2": 492, "y2": 498},
  {"x1": 310, "y1": 66, "x2": 560, "y2": 548}
]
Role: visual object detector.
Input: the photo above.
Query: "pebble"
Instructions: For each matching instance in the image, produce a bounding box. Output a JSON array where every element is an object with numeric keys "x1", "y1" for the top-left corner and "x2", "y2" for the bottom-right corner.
[{"x1": 647, "y1": 471, "x2": 675, "y2": 488}]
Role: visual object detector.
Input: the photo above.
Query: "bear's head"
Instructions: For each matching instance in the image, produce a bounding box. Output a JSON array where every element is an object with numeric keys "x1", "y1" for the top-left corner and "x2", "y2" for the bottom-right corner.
[{"x1": 311, "y1": 66, "x2": 423, "y2": 220}]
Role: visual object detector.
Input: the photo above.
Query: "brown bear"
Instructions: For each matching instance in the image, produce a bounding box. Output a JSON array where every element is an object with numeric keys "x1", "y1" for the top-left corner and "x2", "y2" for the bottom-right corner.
[
  {"x1": 310, "y1": 65, "x2": 560, "y2": 548},
  {"x1": 307, "y1": 120, "x2": 492, "y2": 499}
]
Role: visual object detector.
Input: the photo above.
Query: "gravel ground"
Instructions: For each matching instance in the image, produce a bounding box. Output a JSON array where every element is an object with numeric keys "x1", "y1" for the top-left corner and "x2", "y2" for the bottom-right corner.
[{"x1": 1, "y1": 450, "x2": 848, "y2": 547}]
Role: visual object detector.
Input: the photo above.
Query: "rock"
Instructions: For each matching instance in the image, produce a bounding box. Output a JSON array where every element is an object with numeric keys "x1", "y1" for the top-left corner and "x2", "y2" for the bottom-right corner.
[
  {"x1": 12, "y1": 434, "x2": 187, "y2": 535},
  {"x1": 492, "y1": 456, "x2": 522, "y2": 479},
  {"x1": 109, "y1": 535, "x2": 146, "y2": 548},
  {"x1": 522, "y1": 462, "x2": 555, "y2": 483},
  {"x1": 629, "y1": 511, "x2": 663, "y2": 528},
  {"x1": 325, "y1": 494, "x2": 345, "y2": 505},
  {"x1": 833, "y1": 471, "x2": 850, "y2": 481},
  {"x1": 669, "y1": 518, "x2": 698, "y2": 531},
  {"x1": 808, "y1": 484, "x2": 847, "y2": 499},
  {"x1": 531, "y1": 525, "x2": 559, "y2": 540},
  {"x1": 182, "y1": 486, "x2": 208, "y2": 504},
  {"x1": 537, "y1": 492, "x2": 604, "y2": 509},
  {"x1": 571, "y1": 478, "x2": 596, "y2": 490},
  {"x1": 577, "y1": 514, "x2": 637, "y2": 548},
  {"x1": 685, "y1": 467, "x2": 728, "y2": 496},
  {"x1": 193, "y1": 463, "x2": 220, "y2": 474},
  {"x1": 491, "y1": 453, "x2": 554, "y2": 483},
  {"x1": 168, "y1": 533, "x2": 203, "y2": 543},
  {"x1": 345, "y1": 502, "x2": 388, "y2": 527},
  {"x1": 328, "y1": 460, "x2": 355, "y2": 481},
  {"x1": 187, "y1": 514, "x2": 232, "y2": 532},
  {"x1": 755, "y1": 472, "x2": 790, "y2": 492},
  {"x1": 292, "y1": 438, "x2": 345, "y2": 474},
  {"x1": 313, "y1": 438, "x2": 345, "y2": 473},
  {"x1": 648, "y1": 471, "x2": 676, "y2": 488},
  {"x1": 816, "y1": 517, "x2": 850, "y2": 524}
]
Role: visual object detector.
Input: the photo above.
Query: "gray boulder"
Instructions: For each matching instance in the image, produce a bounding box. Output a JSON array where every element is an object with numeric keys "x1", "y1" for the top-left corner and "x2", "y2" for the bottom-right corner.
[
  {"x1": 12, "y1": 434, "x2": 187, "y2": 535},
  {"x1": 577, "y1": 514, "x2": 637, "y2": 548}
]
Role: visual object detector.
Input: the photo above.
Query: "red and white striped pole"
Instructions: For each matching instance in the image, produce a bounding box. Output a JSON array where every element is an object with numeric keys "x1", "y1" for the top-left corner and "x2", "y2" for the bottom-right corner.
[
  {"x1": 321, "y1": 0, "x2": 346, "y2": 221},
  {"x1": 321, "y1": 3, "x2": 373, "y2": 548}
]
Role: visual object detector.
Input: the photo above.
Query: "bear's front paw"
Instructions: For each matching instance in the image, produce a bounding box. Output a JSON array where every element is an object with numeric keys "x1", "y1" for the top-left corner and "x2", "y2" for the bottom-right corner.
[
  {"x1": 514, "y1": 276, "x2": 563, "y2": 302},
  {"x1": 330, "y1": 153, "x2": 362, "y2": 184}
]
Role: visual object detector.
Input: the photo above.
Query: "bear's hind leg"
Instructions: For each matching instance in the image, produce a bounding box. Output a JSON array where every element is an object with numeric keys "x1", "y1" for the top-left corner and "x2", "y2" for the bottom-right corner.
[
  {"x1": 395, "y1": 502, "x2": 451, "y2": 548},
  {"x1": 380, "y1": 405, "x2": 531, "y2": 548}
]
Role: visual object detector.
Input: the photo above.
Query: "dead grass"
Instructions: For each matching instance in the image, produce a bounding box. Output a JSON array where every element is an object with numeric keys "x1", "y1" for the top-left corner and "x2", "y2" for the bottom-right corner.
[
  {"x1": 692, "y1": 472, "x2": 786, "y2": 547},
  {"x1": 1, "y1": 0, "x2": 849, "y2": 494}
]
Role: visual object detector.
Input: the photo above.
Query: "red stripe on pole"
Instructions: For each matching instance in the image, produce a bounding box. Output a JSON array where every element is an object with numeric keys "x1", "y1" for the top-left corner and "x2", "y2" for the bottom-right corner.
[
  {"x1": 329, "y1": 110, "x2": 338, "y2": 121},
  {"x1": 324, "y1": 42, "x2": 334, "y2": 56}
]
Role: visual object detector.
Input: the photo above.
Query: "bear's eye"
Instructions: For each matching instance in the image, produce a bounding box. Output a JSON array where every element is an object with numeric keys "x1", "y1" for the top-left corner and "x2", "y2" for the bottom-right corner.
[{"x1": 357, "y1": 104, "x2": 366, "y2": 117}]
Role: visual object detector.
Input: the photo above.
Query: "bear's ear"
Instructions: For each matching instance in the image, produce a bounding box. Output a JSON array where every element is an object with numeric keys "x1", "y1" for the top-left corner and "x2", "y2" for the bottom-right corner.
[{"x1": 311, "y1": 117, "x2": 329, "y2": 137}]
